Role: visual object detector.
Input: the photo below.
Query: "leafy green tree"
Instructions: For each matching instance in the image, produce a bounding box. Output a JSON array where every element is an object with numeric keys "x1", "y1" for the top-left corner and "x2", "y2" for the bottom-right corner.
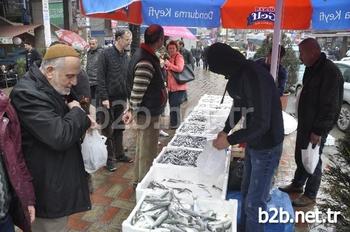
[
  {"x1": 319, "y1": 131, "x2": 350, "y2": 231},
  {"x1": 254, "y1": 33, "x2": 299, "y2": 92}
]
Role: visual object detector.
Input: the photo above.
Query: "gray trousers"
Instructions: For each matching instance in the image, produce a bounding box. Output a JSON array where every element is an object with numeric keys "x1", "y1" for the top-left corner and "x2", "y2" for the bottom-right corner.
[
  {"x1": 133, "y1": 114, "x2": 160, "y2": 183},
  {"x1": 31, "y1": 217, "x2": 68, "y2": 232}
]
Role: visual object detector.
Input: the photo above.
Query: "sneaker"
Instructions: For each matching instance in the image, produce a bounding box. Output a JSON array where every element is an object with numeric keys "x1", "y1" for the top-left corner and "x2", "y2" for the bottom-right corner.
[
  {"x1": 159, "y1": 130, "x2": 169, "y2": 137},
  {"x1": 116, "y1": 154, "x2": 133, "y2": 163},
  {"x1": 279, "y1": 183, "x2": 304, "y2": 194},
  {"x1": 292, "y1": 194, "x2": 316, "y2": 207},
  {"x1": 106, "y1": 161, "x2": 117, "y2": 172}
]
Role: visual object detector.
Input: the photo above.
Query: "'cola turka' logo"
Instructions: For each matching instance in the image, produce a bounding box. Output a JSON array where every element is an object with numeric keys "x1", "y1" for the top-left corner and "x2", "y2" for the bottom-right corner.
[{"x1": 247, "y1": 6, "x2": 275, "y2": 26}]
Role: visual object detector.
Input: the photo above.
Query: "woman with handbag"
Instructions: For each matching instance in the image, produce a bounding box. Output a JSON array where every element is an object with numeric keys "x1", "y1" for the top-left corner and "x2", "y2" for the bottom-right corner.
[{"x1": 164, "y1": 40, "x2": 187, "y2": 129}]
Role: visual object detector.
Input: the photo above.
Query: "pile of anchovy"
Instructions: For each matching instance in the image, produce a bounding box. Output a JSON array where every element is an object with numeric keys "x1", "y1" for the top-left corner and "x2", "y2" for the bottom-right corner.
[
  {"x1": 131, "y1": 190, "x2": 232, "y2": 231},
  {"x1": 187, "y1": 114, "x2": 209, "y2": 124},
  {"x1": 170, "y1": 135, "x2": 207, "y2": 149},
  {"x1": 147, "y1": 179, "x2": 223, "y2": 199},
  {"x1": 178, "y1": 123, "x2": 206, "y2": 135},
  {"x1": 158, "y1": 149, "x2": 202, "y2": 167}
]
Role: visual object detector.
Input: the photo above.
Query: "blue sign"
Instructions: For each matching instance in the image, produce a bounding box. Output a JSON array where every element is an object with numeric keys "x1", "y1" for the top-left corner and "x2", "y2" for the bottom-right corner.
[
  {"x1": 142, "y1": 0, "x2": 225, "y2": 28},
  {"x1": 82, "y1": 0, "x2": 133, "y2": 14},
  {"x1": 312, "y1": 0, "x2": 350, "y2": 30}
]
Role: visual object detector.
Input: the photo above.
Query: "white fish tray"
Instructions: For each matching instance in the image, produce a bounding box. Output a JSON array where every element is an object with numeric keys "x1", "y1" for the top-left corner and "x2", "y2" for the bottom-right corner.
[
  {"x1": 143, "y1": 146, "x2": 230, "y2": 202},
  {"x1": 175, "y1": 121, "x2": 223, "y2": 137},
  {"x1": 192, "y1": 105, "x2": 231, "y2": 117},
  {"x1": 153, "y1": 147, "x2": 204, "y2": 168},
  {"x1": 185, "y1": 113, "x2": 227, "y2": 129},
  {"x1": 123, "y1": 192, "x2": 238, "y2": 232}
]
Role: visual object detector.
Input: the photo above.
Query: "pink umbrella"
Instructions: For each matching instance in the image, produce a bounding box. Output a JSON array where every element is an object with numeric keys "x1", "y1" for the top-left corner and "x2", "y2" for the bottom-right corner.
[
  {"x1": 55, "y1": 29, "x2": 89, "y2": 50},
  {"x1": 163, "y1": 26, "x2": 196, "y2": 40}
]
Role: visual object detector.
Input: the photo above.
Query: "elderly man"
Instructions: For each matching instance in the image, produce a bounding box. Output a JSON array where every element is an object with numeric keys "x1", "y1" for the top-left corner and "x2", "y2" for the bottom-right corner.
[
  {"x1": 279, "y1": 38, "x2": 343, "y2": 207},
  {"x1": 123, "y1": 24, "x2": 167, "y2": 186},
  {"x1": 97, "y1": 29, "x2": 133, "y2": 172},
  {"x1": 10, "y1": 44, "x2": 95, "y2": 232}
]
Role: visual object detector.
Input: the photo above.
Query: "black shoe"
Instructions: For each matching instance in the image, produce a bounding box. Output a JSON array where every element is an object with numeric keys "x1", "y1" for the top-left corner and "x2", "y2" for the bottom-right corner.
[
  {"x1": 116, "y1": 154, "x2": 133, "y2": 163},
  {"x1": 106, "y1": 161, "x2": 117, "y2": 172},
  {"x1": 279, "y1": 183, "x2": 303, "y2": 194}
]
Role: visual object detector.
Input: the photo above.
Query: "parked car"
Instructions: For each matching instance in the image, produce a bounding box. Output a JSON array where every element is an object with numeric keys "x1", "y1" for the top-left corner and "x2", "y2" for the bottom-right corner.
[{"x1": 334, "y1": 61, "x2": 350, "y2": 131}]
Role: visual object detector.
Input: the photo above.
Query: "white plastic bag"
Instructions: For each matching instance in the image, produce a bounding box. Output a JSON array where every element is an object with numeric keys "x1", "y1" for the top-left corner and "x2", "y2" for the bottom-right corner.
[
  {"x1": 81, "y1": 129, "x2": 107, "y2": 173},
  {"x1": 301, "y1": 143, "x2": 320, "y2": 174}
]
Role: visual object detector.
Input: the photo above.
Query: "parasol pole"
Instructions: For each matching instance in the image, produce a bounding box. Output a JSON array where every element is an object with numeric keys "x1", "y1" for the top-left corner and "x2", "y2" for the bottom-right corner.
[{"x1": 270, "y1": 0, "x2": 284, "y2": 82}]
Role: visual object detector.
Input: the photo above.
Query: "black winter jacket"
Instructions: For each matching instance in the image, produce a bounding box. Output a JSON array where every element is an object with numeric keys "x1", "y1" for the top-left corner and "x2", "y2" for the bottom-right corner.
[
  {"x1": 97, "y1": 46, "x2": 130, "y2": 101},
  {"x1": 223, "y1": 60, "x2": 284, "y2": 150},
  {"x1": 86, "y1": 47, "x2": 102, "y2": 86},
  {"x1": 297, "y1": 53, "x2": 343, "y2": 148},
  {"x1": 10, "y1": 66, "x2": 91, "y2": 218}
]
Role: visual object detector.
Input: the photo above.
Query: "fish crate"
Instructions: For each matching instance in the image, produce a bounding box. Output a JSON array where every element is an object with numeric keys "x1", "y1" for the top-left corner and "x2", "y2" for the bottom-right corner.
[
  {"x1": 136, "y1": 164, "x2": 229, "y2": 202},
  {"x1": 153, "y1": 147, "x2": 204, "y2": 168},
  {"x1": 175, "y1": 121, "x2": 223, "y2": 136},
  {"x1": 196, "y1": 102, "x2": 232, "y2": 110},
  {"x1": 199, "y1": 94, "x2": 233, "y2": 105},
  {"x1": 123, "y1": 191, "x2": 238, "y2": 232},
  {"x1": 191, "y1": 105, "x2": 231, "y2": 117},
  {"x1": 168, "y1": 134, "x2": 208, "y2": 150},
  {"x1": 185, "y1": 113, "x2": 227, "y2": 129}
]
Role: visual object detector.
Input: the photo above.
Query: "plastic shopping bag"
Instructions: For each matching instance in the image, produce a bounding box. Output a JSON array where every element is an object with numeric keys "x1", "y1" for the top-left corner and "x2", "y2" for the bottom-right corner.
[
  {"x1": 301, "y1": 143, "x2": 320, "y2": 174},
  {"x1": 81, "y1": 129, "x2": 107, "y2": 173}
]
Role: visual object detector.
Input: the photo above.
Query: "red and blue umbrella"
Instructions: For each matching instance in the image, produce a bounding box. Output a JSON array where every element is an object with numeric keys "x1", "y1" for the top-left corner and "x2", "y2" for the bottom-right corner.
[{"x1": 81, "y1": 0, "x2": 350, "y2": 30}]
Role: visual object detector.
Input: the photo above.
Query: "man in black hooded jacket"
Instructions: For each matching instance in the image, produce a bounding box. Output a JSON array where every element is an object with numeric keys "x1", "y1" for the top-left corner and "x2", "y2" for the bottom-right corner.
[{"x1": 208, "y1": 43, "x2": 284, "y2": 232}]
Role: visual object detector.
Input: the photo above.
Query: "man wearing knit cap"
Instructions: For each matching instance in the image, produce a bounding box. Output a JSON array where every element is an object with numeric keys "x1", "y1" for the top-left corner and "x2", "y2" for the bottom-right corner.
[
  {"x1": 10, "y1": 44, "x2": 95, "y2": 232},
  {"x1": 207, "y1": 43, "x2": 284, "y2": 232},
  {"x1": 97, "y1": 29, "x2": 133, "y2": 172},
  {"x1": 123, "y1": 24, "x2": 167, "y2": 186}
]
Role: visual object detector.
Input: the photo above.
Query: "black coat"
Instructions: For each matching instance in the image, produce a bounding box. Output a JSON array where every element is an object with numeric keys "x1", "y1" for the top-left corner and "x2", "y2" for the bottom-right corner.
[
  {"x1": 10, "y1": 66, "x2": 91, "y2": 218},
  {"x1": 223, "y1": 60, "x2": 284, "y2": 150},
  {"x1": 86, "y1": 47, "x2": 102, "y2": 86},
  {"x1": 97, "y1": 46, "x2": 130, "y2": 101},
  {"x1": 297, "y1": 53, "x2": 343, "y2": 148},
  {"x1": 25, "y1": 48, "x2": 42, "y2": 71}
]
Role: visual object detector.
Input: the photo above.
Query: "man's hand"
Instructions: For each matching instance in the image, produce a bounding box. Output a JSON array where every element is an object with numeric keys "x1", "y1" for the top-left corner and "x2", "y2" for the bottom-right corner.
[
  {"x1": 213, "y1": 131, "x2": 230, "y2": 150},
  {"x1": 310, "y1": 132, "x2": 321, "y2": 148},
  {"x1": 67, "y1": 100, "x2": 82, "y2": 110},
  {"x1": 87, "y1": 115, "x2": 97, "y2": 129},
  {"x1": 28, "y1": 205, "x2": 35, "y2": 223},
  {"x1": 123, "y1": 110, "x2": 133, "y2": 124},
  {"x1": 102, "y1": 100, "x2": 110, "y2": 109}
]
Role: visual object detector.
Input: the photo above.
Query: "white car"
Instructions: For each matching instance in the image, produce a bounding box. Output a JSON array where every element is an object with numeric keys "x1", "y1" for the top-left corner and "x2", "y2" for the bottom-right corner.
[{"x1": 334, "y1": 61, "x2": 350, "y2": 131}]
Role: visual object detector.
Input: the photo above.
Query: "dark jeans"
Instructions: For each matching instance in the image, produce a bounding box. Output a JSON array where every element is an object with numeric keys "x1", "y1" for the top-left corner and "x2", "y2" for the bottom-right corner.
[
  {"x1": 90, "y1": 85, "x2": 97, "y2": 106},
  {"x1": 98, "y1": 100, "x2": 126, "y2": 162},
  {"x1": 0, "y1": 214, "x2": 15, "y2": 232},
  {"x1": 240, "y1": 143, "x2": 283, "y2": 232},
  {"x1": 169, "y1": 91, "x2": 186, "y2": 128},
  {"x1": 292, "y1": 135, "x2": 327, "y2": 199}
]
